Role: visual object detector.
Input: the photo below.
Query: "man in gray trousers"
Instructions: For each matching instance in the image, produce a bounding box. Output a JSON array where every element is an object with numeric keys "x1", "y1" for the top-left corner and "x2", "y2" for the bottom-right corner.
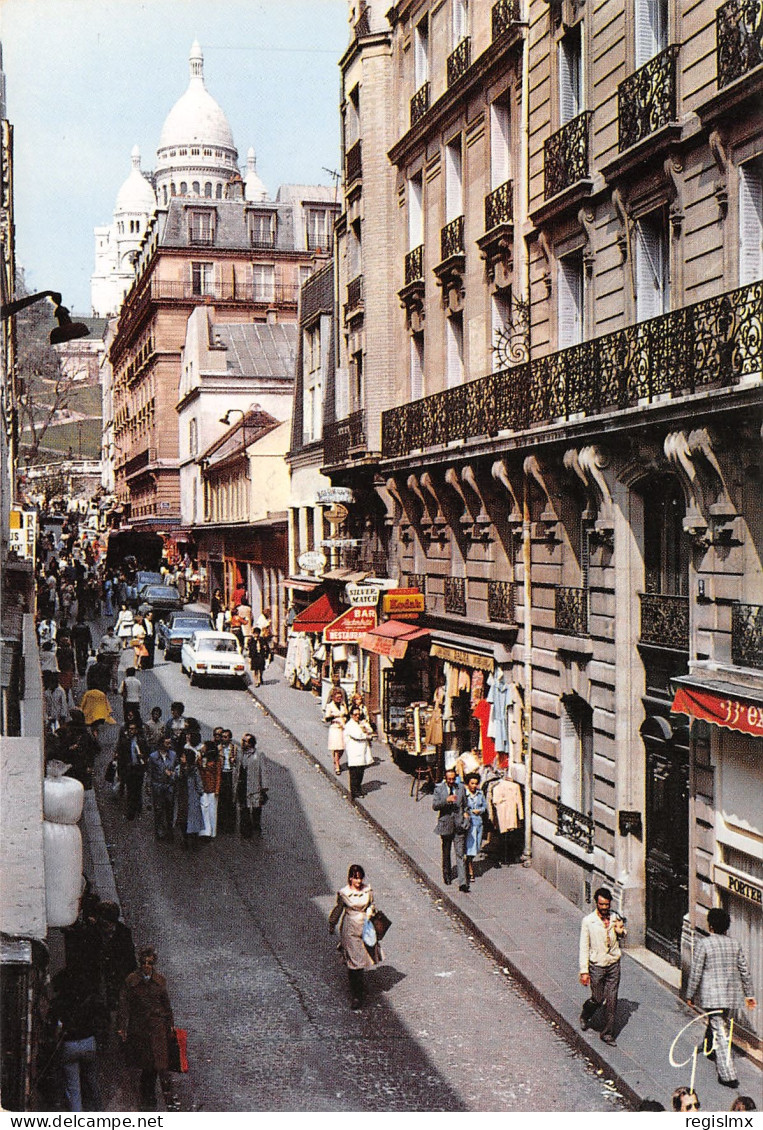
[{"x1": 433, "y1": 767, "x2": 470, "y2": 892}]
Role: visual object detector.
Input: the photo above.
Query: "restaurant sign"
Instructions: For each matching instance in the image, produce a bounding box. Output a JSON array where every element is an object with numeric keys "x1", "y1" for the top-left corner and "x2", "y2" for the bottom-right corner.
[
  {"x1": 382, "y1": 588, "x2": 425, "y2": 618},
  {"x1": 324, "y1": 606, "x2": 378, "y2": 642},
  {"x1": 671, "y1": 685, "x2": 763, "y2": 736},
  {"x1": 297, "y1": 550, "x2": 327, "y2": 574}
]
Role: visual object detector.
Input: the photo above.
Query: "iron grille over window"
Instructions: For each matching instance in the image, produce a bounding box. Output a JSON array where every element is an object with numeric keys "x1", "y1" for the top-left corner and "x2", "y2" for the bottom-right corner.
[
  {"x1": 556, "y1": 800, "x2": 594, "y2": 852},
  {"x1": 440, "y1": 215, "x2": 465, "y2": 260},
  {"x1": 407, "y1": 573, "x2": 427, "y2": 595},
  {"x1": 555, "y1": 586, "x2": 589, "y2": 635},
  {"x1": 639, "y1": 592, "x2": 689, "y2": 650},
  {"x1": 405, "y1": 245, "x2": 424, "y2": 284},
  {"x1": 410, "y1": 82, "x2": 430, "y2": 127},
  {"x1": 485, "y1": 180, "x2": 513, "y2": 231},
  {"x1": 447, "y1": 37, "x2": 471, "y2": 87},
  {"x1": 444, "y1": 576, "x2": 466, "y2": 615},
  {"x1": 618, "y1": 45, "x2": 679, "y2": 151},
  {"x1": 731, "y1": 602, "x2": 763, "y2": 669},
  {"x1": 487, "y1": 580, "x2": 514, "y2": 623},
  {"x1": 544, "y1": 112, "x2": 592, "y2": 198},
  {"x1": 492, "y1": 0, "x2": 520, "y2": 40}
]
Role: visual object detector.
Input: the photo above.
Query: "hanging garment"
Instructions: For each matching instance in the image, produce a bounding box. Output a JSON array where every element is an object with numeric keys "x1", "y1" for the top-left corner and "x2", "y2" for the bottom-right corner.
[
  {"x1": 457, "y1": 666, "x2": 471, "y2": 693},
  {"x1": 470, "y1": 669, "x2": 484, "y2": 708},
  {"x1": 472, "y1": 696, "x2": 496, "y2": 766},
  {"x1": 491, "y1": 778, "x2": 524, "y2": 832},
  {"x1": 425, "y1": 684, "x2": 445, "y2": 746}
]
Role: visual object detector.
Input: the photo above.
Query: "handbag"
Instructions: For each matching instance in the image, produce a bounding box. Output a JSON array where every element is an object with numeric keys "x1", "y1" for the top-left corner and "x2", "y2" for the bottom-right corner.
[
  {"x1": 167, "y1": 1027, "x2": 188, "y2": 1073},
  {"x1": 260, "y1": 788, "x2": 269, "y2": 806},
  {"x1": 104, "y1": 758, "x2": 117, "y2": 784},
  {"x1": 370, "y1": 909, "x2": 392, "y2": 941}
]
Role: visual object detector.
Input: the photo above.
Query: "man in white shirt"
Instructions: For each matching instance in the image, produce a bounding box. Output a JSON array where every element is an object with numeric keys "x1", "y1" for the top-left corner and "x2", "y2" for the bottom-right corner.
[{"x1": 578, "y1": 886, "x2": 627, "y2": 1046}]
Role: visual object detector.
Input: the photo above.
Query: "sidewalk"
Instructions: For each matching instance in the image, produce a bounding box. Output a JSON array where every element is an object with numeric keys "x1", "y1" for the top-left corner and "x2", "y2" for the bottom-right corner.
[{"x1": 246, "y1": 655, "x2": 761, "y2": 1110}]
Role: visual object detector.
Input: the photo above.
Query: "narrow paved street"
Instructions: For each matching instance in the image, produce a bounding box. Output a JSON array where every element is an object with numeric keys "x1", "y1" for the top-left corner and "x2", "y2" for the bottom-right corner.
[{"x1": 94, "y1": 651, "x2": 625, "y2": 1112}]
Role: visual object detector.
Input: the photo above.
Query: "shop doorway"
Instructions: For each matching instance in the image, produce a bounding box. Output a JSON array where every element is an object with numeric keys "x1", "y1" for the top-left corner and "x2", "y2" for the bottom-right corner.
[{"x1": 641, "y1": 711, "x2": 690, "y2": 966}]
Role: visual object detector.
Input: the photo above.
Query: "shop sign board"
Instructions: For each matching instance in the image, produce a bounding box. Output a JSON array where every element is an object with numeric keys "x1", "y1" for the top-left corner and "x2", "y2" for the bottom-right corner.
[
  {"x1": 324, "y1": 606, "x2": 378, "y2": 642},
  {"x1": 9, "y1": 508, "x2": 37, "y2": 560},
  {"x1": 317, "y1": 487, "x2": 355, "y2": 505},
  {"x1": 382, "y1": 588, "x2": 425, "y2": 617},
  {"x1": 297, "y1": 550, "x2": 326, "y2": 574},
  {"x1": 345, "y1": 584, "x2": 379, "y2": 607},
  {"x1": 714, "y1": 863, "x2": 762, "y2": 908},
  {"x1": 672, "y1": 684, "x2": 763, "y2": 737},
  {"x1": 324, "y1": 504, "x2": 349, "y2": 525},
  {"x1": 321, "y1": 537, "x2": 360, "y2": 548}
]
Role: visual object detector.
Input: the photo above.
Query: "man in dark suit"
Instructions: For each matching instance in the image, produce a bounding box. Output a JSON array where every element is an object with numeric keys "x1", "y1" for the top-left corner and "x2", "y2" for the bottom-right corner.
[
  {"x1": 432, "y1": 766, "x2": 470, "y2": 891},
  {"x1": 687, "y1": 907, "x2": 756, "y2": 1089}
]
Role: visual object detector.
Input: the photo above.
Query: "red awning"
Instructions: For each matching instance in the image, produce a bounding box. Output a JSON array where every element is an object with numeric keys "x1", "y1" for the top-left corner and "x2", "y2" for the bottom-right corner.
[
  {"x1": 291, "y1": 591, "x2": 341, "y2": 634},
  {"x1": 358, "y1": 619, "x2": 430, "y2": 660},
  {"x1": 671, "y1": 683, "x2": 763, "y2": 737}
]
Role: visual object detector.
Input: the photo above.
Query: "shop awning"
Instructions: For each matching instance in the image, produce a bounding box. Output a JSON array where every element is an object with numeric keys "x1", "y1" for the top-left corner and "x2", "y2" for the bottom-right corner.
[
  {"x1": 291, "y1": 591, "x2": 341, "y2": 634},
  {"x1": 323, "y1": 569, "x2": 369, "y2": 583},
  {"x1": 358, "y1": 620, "x2": 430, "y2": 659},
  {"x1": 671, "y1": 677, "x2": 763, "y2": 737},
  {"x1": 430, "y1": 641, "x2": 495, "y2": 672},
  {"x1": 285, "y1": 576, "x2": 319, "y2": 593}
]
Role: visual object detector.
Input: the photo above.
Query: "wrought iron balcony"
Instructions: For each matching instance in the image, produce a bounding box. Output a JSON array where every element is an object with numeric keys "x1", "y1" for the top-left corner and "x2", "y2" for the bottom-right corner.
[
  {"x1": 447, "y1": 37, "x2": 471, "y2": 87},
  {"x1": 345, "y1": 275, "x2": 363, "y2": 317},
  {"x1": 149, "y1": 279, "x2": 300, "y2": 305},
  {"x1": 556, "y1": 800, "x2": 594, "y2": 852},
  {"x1": 544, "y1": 112, "x2": 592, "y2": 199},
  {"x1": 323, "y1": 409, "x2": 366, "y2": 467},
  {"x1": 345, "y1": 140, "x2": 362, "y2": 186},
  {"x1": 731, "y1": 602, "x2": 763, "y2": 669},
  {"x1": 555, "y1": 586, "x2": 589, "y2": 636},
  {"x1": 717, "y1": 0, "x2": 763, "y2": 88},
  {"x1": 440, "y1": 215, "x2": 465, "y2": 261},
  {"x1": 492, "y1": 0, "x2": 520, "y2": 40},
  {"x1": 618, "y1": 45, "x2": 679, "y2": 151},
  {"x1": 410, "y1": 82, "x2": 430, "y2": 127},
  {"x1": 485, "y1": 180, "x2": 513, "y2": 232},
  {"x1": 639, "y1": 592, "x2": 689, "y2": 650},
  {"x1": 444, "y1": 576, "x2": 467, "y2": 615},
  {"x1": 488, "y1": 579, "x2": 515, "y2": 623},
  {"x1": 354, "y1": 2, "x2": 371, "y2": 37},
  {"x1": 406, "y1": 573, "x2": 427, "y2": 595},
  {"x1": 405, "y1": 245, "x2": 424, "y2": 285},
  {"x1": 381, "y1": 280, "x2": 761, "y2": 458}
]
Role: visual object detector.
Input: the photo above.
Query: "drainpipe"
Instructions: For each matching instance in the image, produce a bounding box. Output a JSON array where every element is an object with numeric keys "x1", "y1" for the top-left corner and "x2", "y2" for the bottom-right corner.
[
  {"x1": 517, "y1": 5, "x2": 530, "y2": 348},
  {"x1": 521, "y1": 468, "x2": 533, "y2": 866}
]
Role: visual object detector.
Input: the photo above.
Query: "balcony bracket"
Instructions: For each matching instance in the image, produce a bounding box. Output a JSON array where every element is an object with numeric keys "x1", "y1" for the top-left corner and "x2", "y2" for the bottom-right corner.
[
  {"x1": 564, "y1": 445, "x2": 615, "y2": 544},
  {"x1": 524, "y1": 455, "x2": 560, "y2": 542},
  {"x1": 709, "y1": 129, "x2": 730, "y2": 220},
  {"x1": 664, "y1": 154, "x2": 685, "y2": 238},
  {"x1": 398, "y1": 279, "x2": 426, "y2": 333},
  {"x1": 433, "y1": 255, "x2": 466, "y2": 314}
]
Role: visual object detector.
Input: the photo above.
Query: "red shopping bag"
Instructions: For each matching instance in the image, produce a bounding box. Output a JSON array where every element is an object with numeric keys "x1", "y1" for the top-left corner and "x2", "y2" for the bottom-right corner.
[{"x1": 168, "y1": 1027, "x2": 188, "y2": 1073}]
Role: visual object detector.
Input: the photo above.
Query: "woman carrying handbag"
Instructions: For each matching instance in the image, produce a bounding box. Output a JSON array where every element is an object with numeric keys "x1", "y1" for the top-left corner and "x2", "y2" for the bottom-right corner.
[{"x1": 328, "y1": 864, "x2": 383, "y2": 1011}]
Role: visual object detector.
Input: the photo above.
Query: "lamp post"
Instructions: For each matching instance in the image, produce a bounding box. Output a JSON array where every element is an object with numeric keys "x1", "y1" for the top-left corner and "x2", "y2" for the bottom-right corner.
[{"x1": 0, "y1": 290, "x2": 90, "y2": 344}]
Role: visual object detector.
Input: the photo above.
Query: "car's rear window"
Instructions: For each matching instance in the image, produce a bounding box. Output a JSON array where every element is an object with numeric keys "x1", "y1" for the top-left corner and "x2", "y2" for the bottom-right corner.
[{"x1": 199, "y1": 639, "x2": 238, "y2": 653}]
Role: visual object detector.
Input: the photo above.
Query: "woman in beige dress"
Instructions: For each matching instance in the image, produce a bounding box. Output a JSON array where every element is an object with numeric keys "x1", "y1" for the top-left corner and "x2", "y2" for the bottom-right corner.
[
  {"x1": 328, "y1": 863, "x2": 382, "y2": 1010},
  {"x1": 324, "y1": 687, "x2": 348, "y2": 775}
]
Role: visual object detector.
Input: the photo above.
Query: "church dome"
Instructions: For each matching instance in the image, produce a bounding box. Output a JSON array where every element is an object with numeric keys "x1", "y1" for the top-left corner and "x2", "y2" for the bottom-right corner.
[
  {"x1": 158, "y1": 41, "x2": 236, "y2": 154},
  {"x1": 114, "y1": 146, "x2": 156, "y2": 214},
  {"x1": 245, "y1": 148, "x2": 268, "y2": 201}
]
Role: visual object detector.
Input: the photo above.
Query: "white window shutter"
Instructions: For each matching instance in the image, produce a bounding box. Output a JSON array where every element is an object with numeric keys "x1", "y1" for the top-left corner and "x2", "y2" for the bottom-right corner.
[
  {"x1": 559, "y1": 35, "x2": 581, "y2": 124},
  {"x1": 335, "y1": 367, "x2": 349, "y2": 421},
  {"x1": 558, "y1": 255, "x2": 583, "y2": 347},
  {"x1": 490, "y1": 101, "x2": 511, "y2": 189},
  {"x1": 739, "y1": 163, "x2": 763, "y2": 285},
  {"x1": 408, "y1": 175, "x2": 423, "y2": 249},
  {"x1": 410, "y1": 337, "x2": 424, "y2": 400},
  {"x1": 559, "y1": 701, "x2": 579, "y2": 809},
  {"x1": 635, "y1": 217, "x2": 666, "y2": 321},
  {"x1": 446, "y1": 316, "x2": 464, "y2": 387},
  {"x1": 414, "y1": 19, "x2": 429, "y2": 86},
  {"x1": 445, "y1": 139, "x2": 463, "y2": 221},
  {"x1": 635, "y1": 0, "x2": 666, "y2": 67}
]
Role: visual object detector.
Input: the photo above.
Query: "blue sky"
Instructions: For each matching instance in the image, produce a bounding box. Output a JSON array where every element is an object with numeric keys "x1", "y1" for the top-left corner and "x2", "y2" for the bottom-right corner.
[{"x1": 1, "y1": 0, "x2": 347, "y2": 313}]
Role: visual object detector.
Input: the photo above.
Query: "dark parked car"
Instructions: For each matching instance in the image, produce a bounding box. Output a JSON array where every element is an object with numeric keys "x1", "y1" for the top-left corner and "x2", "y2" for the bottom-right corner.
[
  {"x1": 156, "y1": 610, "x2": 215, "y2": 660},
  {"x1": 129, "y1": 571, "x2": 165, "y2": 605},
  {"x1": 137, "y1": 584, "x2": 184, "y2": 619}
]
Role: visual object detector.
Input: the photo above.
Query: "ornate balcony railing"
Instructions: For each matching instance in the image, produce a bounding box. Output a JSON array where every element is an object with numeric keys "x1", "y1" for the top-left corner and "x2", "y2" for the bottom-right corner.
[
  {"x1": 444, "y1": 576, "x2": 467, "y2": 615},
  {"x1": 346, "y1": 275, "x2": 363, "y2": 315},
  {"x1": 381, "y1": 280, "x2": 762, "y2": 458},
  {"x1": 406, "y1": 573, "x2": 427, "y2": 595},
  {"x1": 485, "y1": 180, "x2": 513, "y2": 232},
  {"x1": 440, "y1": 215, "x2": 465, "y2": 261},
  {"x1": 492, "y1": 0, "x2": 521, "y2": 40},
  {"x1": 555, "y1": 586, "x2": 589, "y2": 636},
  {"x1": 731, "y1": 602, "x2": 763, "y2": 669},
  {"x1": 488, "y1": 579, "x2": 515, "y2": 623},
  {"x1": 639, "y1": 592, "x2": 690, "y2": 650},
  {"x1": 717, "y1": 0, "x2": 763, "y2": 88},
  {"x1": 410, "y1": 82, "x2": 430, "y2": 127},
  {"x1": 556, "y1": 800, "x2": 594, "y2": 852},
  {"x1": 323, "y1": 409, "x2": 366, "y2": 467},
  {"x1": 405, "y1": 245, "x2": 424, "y2": 285},
  {"x1": 447, "y1": 37, "x2": 471, "y2": 87},
  {"x1": 544, "y1": 112, "x2": 592, "y2": 198},
  {"x1": 618, "y1": 45, "x2": 679, "y2": 151},
  {"x1": 345, "y1": 140, "x2": 362, "y2": 185}
]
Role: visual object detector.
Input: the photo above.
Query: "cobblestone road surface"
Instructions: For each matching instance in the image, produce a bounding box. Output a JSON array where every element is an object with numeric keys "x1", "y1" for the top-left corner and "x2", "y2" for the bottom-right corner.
[{"x1": 94, "y1": 654, "x2": 627, "y2": 1113}]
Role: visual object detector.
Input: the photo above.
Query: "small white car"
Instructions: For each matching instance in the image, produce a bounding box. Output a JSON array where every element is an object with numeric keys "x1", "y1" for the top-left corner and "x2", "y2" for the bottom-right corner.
[{"x1": 180, "y1": 631, "x2": 248, "y2": 687}]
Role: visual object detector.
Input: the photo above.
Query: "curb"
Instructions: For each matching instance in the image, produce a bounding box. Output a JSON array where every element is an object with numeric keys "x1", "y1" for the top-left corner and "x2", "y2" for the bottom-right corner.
[{"x1": 247, "y1": 683, "x2": 642, "y2": 1107}]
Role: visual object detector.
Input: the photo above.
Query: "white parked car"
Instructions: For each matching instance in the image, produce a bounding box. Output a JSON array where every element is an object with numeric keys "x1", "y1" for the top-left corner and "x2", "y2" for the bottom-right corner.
[{"x1": 180, "y1": 631, "x2": 248, "y2": 687}]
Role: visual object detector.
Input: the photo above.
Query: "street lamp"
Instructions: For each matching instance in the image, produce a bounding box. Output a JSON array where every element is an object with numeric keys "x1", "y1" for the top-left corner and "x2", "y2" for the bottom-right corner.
[
  {"x1": 0, "y1": 290, "x2": 90, "y2": 344},
  {"x1": 219, "y1": 408, "x2": 246, "y2": 426}
]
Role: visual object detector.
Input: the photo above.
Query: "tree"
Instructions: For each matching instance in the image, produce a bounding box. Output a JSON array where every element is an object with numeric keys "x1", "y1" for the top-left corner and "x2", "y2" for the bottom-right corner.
[{"x1": 13, "y1": 268, "x2": 78, "y2": 470}]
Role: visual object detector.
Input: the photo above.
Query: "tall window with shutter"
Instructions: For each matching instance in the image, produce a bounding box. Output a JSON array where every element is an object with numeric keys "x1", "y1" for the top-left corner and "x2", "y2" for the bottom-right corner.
[
  {"x1": 446, "y1": 313, "x2": 464, "y2": 388},
  {"x1": 414, "y1": 16, "x2": 429, "y2": 88},
  {"x1": 558, "y1": 251, "x2": 584, "y2": 347},
  {"x1": 410, "y1": 332, "x2": 424, "y2": 400},
  {"x1": 409, "y1": 172, "x2": 423, "y2": 250},
  {"x1": 252, "y1": 264, "x2": 275, "y2": 302},
  {"x1": 635, "y1": 0, "x2": 668, "y2": 67},
  {"x1": 445, "y1": 136, "x2": 463, "y2": 222},
  {"x1": 559, "y1": 694, "x2": 594, "y2": 815},
  {"x1": 559, "y1": 26, "x2": 582, "y2": 124},
  {"x1": 492, "y1": 290, "x2": 512, "y2": 371},
  {"x1": 490, "y1": 96, "x2": 512, "y2": 190},
  {"x1": 635, "y1": 211, "x2": 669, "y2": 321},
  {"x1": 453, "y1": 0, "x2": 468, "y2": 47},
  {"x1": 739, "y1": 161, "x2": 763, "y2": 285}
]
